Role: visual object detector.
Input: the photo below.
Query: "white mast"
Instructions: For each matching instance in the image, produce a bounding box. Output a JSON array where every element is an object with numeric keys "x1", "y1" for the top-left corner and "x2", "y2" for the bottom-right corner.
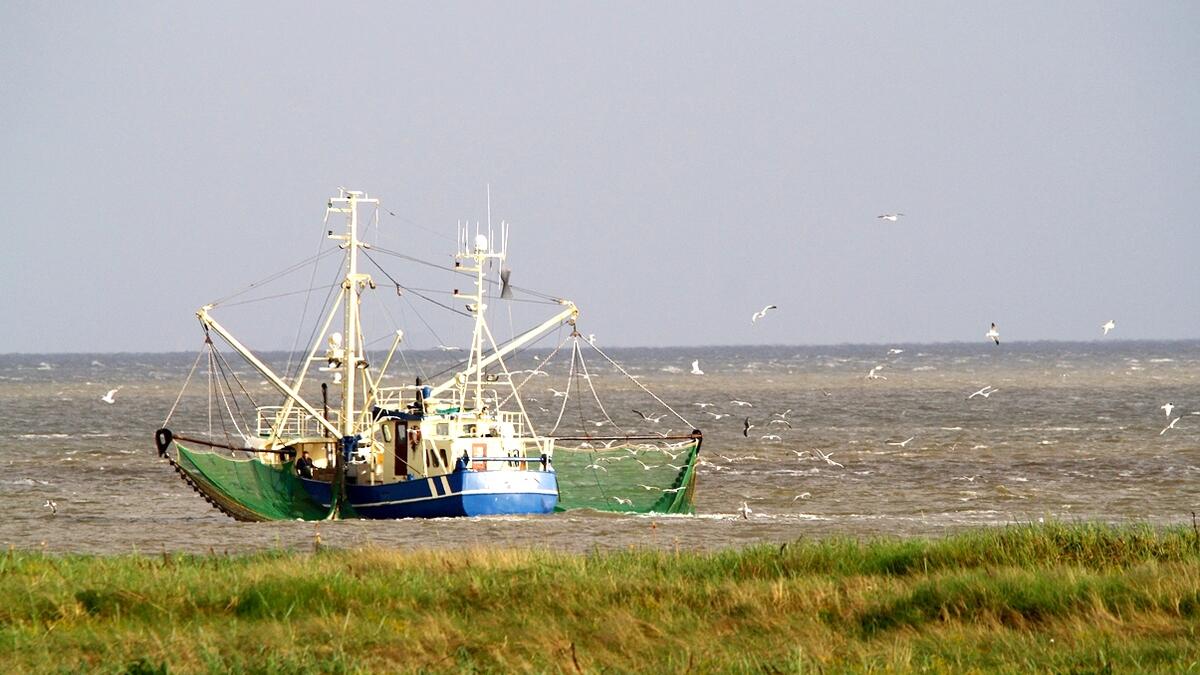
[
  {"x1": 326, "y1": 188, "x2": 377, "y2": 437},
  {"x1": 454, "y1": 217, "x2": 508, "y2": 412}
]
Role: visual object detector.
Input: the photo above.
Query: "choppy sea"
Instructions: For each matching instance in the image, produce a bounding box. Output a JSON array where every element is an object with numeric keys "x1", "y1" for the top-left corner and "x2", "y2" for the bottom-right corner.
[{"x1": 1, "y1": 341, "x2": 1197, "y2": 554}]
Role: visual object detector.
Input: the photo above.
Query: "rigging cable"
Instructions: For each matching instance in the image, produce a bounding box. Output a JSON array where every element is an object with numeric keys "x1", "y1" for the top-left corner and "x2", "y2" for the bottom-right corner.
[
  {"x1": 575, "y1": 343, "x2": 627, "y2": 435},
  {"x1": 478, "y1": 316, "x2": 537, "y2": 437},
  {"x1": 283, "y1": 228, "x2": 332, "y2": 381},
  {"x1": 286, "y1": 264, "x2": 346, "y2": 383},
  {"x1": 216, "y1": 283, "x2": 341, "y2": 309},
  {"x1": 371, "y1": 245, "x2": 563, "y2": 303},
  {"x1": 162, "y1": 347, "x2": 206, "y2": 427},
  {"x1": 548, "y1": 343, "x2": 578, "y2": 435},
  {"x1": 209, "y1": 341, "x2": 253, "y2": 442},
  {"x1": 494, "y1": 330, "x2": 571, "y2": 411},
  {"x1": 581, "y1": 336, "x2": 696, "y2": 429},
  {"x1": 208, "y1": 248, "x2": 341, "y2": 307},
  {"x1": 361, "y1": 249, "x2": 471, "y2": 318}
]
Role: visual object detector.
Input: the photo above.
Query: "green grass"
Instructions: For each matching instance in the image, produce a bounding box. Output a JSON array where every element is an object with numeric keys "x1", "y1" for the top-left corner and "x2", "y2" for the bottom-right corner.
[{"x1": 2, "y1": 522, "x2": 1199, "y2": 673}]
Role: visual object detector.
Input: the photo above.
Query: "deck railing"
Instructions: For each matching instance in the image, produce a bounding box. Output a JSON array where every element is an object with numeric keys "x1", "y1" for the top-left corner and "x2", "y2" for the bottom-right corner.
[{"x1": 255, "y1": 407, "x2": 340, "y2": 438}]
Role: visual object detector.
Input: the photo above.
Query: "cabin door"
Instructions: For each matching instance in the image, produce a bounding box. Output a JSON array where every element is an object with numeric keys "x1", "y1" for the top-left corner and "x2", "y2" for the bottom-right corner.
[{"x1": 394, "y1": 421, "x2": 409, "y2": 478}]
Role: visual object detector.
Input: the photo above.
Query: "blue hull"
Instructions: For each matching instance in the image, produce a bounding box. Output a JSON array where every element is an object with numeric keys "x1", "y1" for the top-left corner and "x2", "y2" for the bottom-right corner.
[{"x1": 300, "y1": 469, "x2": 558, "y2": 519}]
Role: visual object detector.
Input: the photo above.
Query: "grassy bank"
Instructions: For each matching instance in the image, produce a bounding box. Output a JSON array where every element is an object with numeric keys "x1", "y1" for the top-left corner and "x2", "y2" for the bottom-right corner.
[{"x1": 2, "y1": 522, "x2": 1199, "y2": 673}]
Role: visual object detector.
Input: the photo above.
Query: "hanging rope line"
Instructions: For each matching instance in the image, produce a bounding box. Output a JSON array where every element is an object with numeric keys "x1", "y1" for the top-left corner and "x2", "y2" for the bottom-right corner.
[
  {"x1": 205, "y1": 349, "x2": 234, "y2": 448},
  {"x1": 208, "y1": 248, "x2": 341, "y2": 307},
  {"x1": 379, "y1": 208, "x2": 460, "y2": 245},
  {"x1": 575, "y1": 337, "x2": 627, "y2": 435},
  {"x1": 570, "y1": 341, "x2": 590, "y2": 436},
  {"x1": 287, "y1": 266, "x2": 346, "y2": 382},
  {"x1": 422, "y1": 318, "x2": 566, "y2": 383},
  {"x1": 371, "y1": 245, "x2": 563, "y2": 303},
  {"x1": 548, "y1": 342, "x2": 578, "y2": 435},
  {"x1": 393, "y1": 304, "x2": 429, "y2": 382},
  {"x1": 215, "y1": 283, "x2": 341, "y2": 309},
  {"x1": 479, "y1": 318, "x2": 538, "y2": 437},
  {"x1": 283, "y1": 228, "x2": 332, "y2": 380},
  {"x1": 495, "y1": 330, "x2": 572, "y2": 411},
  {"x1": 209, "y1": 342, "x2": 251, "y2": 445},
  {"x1": 211, "y1": 341, "x2": 258, "y2": 413},
  {"x1": 362, "y1": 249, "x2": 472, "y2": 318},
  {"x1": 580, "y1": 335, "x2": 696, "y2": 429},
  {"x1": 162, "y1": 347, "x2": 206, "y2": 427}
]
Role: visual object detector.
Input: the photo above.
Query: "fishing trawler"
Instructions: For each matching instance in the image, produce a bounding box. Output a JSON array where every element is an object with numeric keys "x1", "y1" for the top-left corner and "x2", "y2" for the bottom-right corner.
[{"x1": 155, "y1": 188, "x2": 701, "y2": 521}]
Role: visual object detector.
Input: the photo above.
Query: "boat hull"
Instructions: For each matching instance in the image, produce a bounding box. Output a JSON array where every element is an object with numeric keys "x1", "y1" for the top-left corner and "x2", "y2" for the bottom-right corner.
[{"x1": 299, "y1": 469, "x2": 558, "y2": 519}]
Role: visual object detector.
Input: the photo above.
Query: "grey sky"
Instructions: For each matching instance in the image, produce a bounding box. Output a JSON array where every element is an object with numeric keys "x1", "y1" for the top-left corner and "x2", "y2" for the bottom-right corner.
[{"x1": 2, "y1": 2, "x2": 1197, "y2": 353}]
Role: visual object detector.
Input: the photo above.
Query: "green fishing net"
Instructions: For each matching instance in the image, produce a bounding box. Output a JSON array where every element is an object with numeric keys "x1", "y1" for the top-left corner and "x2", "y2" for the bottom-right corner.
[
  {"x1": 553, "y1": 439, "x2": 699, "y2": 513},
  {"x1": 175, "y1": 443, "x2": 330, "y2": 521}
]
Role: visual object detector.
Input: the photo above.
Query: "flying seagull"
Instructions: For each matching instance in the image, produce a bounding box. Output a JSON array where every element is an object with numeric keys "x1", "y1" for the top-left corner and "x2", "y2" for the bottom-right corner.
[
  {"x1": 632, "y1": 409, "x2": 665, "y2": 423},
  {"x1": 967, "y1": 385, "x2": 997, "y2": 399},
  {"x1": 690, "y1": 360, "x2": 704, "y2": 375},
  {"x1": 751, "y1": 304, "x2": 778, "y2": 324},
  {"x1": 867, "y1": 365, "x2": 887, "y2": 380},
  {"x1": 1101, "y1": 320, "x2": 1116, "y2": 336},
  {"x1": 877, "y1": 213, "x2": 904, "y2": 222},
  {"x1": 986, "y1": 323, "x2": 1000, "y2": 345},
  {"x1": 43, "y1": 499, "x2": 57, "y2": 515},
  {"x1": 813, "y1": 449, "x2": 843, "y2": 468},
  {"x1": 738, "y1": 501, "x2": 753, "y2": 519},
  {"x1": 100, "y1": 387, "x2": 120, "y2": 404},
  {"x1": 1161, "y1": 417, "x2": 1180, "y2": 435},
  {"x1": 886, "y1": 436, "x2": 916, "y2": 448},
  {"x1": 742, "y1": 417, "x2": 753, "y2": 437},
  {"x1": 1161, "y1": 403, "x2": 1175, "y2": 417}
]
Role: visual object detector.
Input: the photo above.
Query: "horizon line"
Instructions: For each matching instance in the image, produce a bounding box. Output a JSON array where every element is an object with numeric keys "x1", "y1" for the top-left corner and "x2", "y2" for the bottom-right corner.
[{"x1": 3, "y1": 336, "x2": 1198, "y2": 357}]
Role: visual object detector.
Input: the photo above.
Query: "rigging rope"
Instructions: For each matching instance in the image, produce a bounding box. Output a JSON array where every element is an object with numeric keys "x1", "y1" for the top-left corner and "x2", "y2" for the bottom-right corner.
[
  {"x1": 371, "y1": 245, "x2": 563, "y2": 303},
  {"x1": 208, "y1": 248, "x2": 341, "y2": 307},
  {"x1": 217, "y1": 283, "x2": 340, "y2": 309},
  {"x1": 162, "y1": 348, "x2": 206, "y2": 427},
  {"x1": 210, "y1": 344, "x2": 249, "y2": 444},
  {"x1": 575, "y1": 340, "x2": 627, "y2": 435},
  {"x1": 276, "y1": 221, "x2": 330, "y2": 385},
  {"x1": 479, "y1": 319, "x2": 538, "y2": 437},
  {"x1": 288, "y1": 266, "x2": 346, "y2": 382},
  {"x1": 548, "y1": 342, "x2": 578, "y2": 435},
  {"x1": 206, "y1": 349, "x2": 233, "y2": 448},
  {"x1": 582, "y1": 337, "x2": 696, "y2": 429},
  {"x1": 361, "y1": 249, "x2": 472, "y2": 318},
  {"x1": 495, "y1": 331, "x2": 572, "y2": 411}
]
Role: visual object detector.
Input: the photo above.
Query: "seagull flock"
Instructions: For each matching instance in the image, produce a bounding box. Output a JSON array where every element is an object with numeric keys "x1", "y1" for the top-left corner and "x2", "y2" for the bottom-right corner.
[{"x1": 672, "y1": 302, "x2": 1182, "y2": 520}]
